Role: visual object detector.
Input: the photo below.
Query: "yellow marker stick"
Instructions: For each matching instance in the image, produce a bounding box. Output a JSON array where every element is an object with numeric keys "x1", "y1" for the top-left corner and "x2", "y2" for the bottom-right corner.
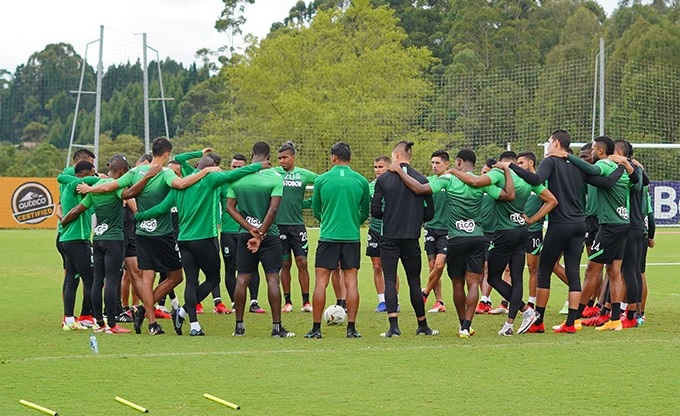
[
  {"x1": 115, "y1": 396, "x2": 149, "y2": 413},
  {"x1": 203, "y1": 393, "x2": 241, "y2": 410},
  {"x1": 19, "y1": 399, "x2": 58, "y2": 416}
]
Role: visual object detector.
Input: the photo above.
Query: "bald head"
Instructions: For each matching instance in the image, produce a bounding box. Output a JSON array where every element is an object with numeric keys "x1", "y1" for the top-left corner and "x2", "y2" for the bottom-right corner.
[{"x1": 196, "y1": 156, "x2": 216, "y2": 170}]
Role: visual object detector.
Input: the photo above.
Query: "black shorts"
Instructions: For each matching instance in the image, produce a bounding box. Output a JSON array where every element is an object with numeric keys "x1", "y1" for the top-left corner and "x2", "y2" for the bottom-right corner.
[
  {"x1": 221, "y1": 233, "x2": 238, "y2": 269},
  {"x1": 525, "y1": 230, "x2": 543, "y2": 255},
  {"x1": 136, "y1": 234, "x2": 182, "y2": 272},
  {"x1": 236, "y1": 234, "x2": 282, "y2": 274},
  {"x1": 584, "y1": 215, "x2": 599, "y2": 247},
  {"x1": 124, "y1": 231, "x2": 137, "y2": 258},
  {"x1": 279, "y1": 224, "x2": 309, "y2": 260},
  {"x1": 424, "y1": 228, "x2": 448, "y2": 256},
  {"x1": 365, "y1": 228, "x2": 382, "y2": 258},
  {"x1": 380, "y1": 237, "x2": 421, "y2": 260},
  {"x1": 316, "y1": 241, "x2": 361, "y2": 270},
  {"x1": 483, "y1": 232, "x2": 494, "y2": 261},
  {"x1": 490, "y1": 227, "x2": 528, "y2": 256},
  {"x1": 589, "y1": 224, "x2": 629, "y2": 264},
  {"x1": 56, "y1": 232, "x2": 67, "y2": 268},
  {"x1": 447, "y1": 236, "x2": 486, "y2": 279}
]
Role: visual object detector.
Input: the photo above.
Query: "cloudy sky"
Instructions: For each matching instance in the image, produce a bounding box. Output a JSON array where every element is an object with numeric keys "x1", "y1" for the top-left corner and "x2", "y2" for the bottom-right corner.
[{"x1": 1, "y1": 0, "x2": 619, "y2": 73}]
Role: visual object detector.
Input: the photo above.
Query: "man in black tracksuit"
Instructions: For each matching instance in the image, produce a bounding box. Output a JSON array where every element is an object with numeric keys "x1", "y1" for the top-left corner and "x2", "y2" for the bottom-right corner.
[{"x1": 371, "y1": 141, "x2": 437, "y2": 337}]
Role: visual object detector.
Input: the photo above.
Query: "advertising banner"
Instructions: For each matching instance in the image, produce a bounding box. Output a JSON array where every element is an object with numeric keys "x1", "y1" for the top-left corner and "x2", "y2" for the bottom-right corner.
[{"x1": 0, "y1": 178, "x2": 59, "y2": 229}]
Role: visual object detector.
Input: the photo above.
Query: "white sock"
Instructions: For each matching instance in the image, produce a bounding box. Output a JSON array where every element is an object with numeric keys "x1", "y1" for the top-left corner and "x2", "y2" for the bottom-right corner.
[
  {"x1": 528, "y1": 296, "x2": 536, "y2": 305},
  {"x1": 621, "y1": 302, "x2": 628, "y2": 311},
  {"x1": 503, "y1": 322, "x2": 513, "y2": 330},
  {"x1": 481, "y1": 296, "x2": 490, "y2": 303},
  {"x1": 179, "y1": 307, "x2": 187, "y2": 318},
  {"x1": 65, "y1": 316, "x2": 75, "y2": 325},
  {"x1": 250, "y1": 299, "x2": 257, "y2": 305},
  {"x1": 190, "y1": 321, "x2": 201, "y2": 331},
  {"x1": 378, "y1": 293, "x2": 385, "y2": 303}
]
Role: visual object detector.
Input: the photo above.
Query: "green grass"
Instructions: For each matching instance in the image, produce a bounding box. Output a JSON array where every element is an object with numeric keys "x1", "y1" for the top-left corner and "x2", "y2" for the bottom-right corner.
[{"x1": 1, "y1": 228, "x2": 680, "y2": 415}]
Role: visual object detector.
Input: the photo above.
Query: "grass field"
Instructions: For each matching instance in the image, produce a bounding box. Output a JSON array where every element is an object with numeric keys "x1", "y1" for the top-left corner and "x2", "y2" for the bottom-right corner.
[{"x1": 1, "y1": 228, "x2": 679, "y2": 415}]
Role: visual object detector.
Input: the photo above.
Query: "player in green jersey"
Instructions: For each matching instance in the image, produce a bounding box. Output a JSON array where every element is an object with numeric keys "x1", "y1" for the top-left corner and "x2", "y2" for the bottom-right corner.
[
  {"x1": 227, "y1": 141, "x2": 295, "y2": 338},
  {"x1": 275, "y1": 141, "x2": 318, "y2": 313},
  {"x1": 305, "y1": 142, "x2": 370, "y2": 339},
  {"x1": 423, "y1": 150, "x2": 450, "y2": 314},
  {"x1": 77, "y1": 137, "x2": 219, "y2": 335},
  {"x1": 61, "y1": 155, "x2": 134, "y2": 333}
]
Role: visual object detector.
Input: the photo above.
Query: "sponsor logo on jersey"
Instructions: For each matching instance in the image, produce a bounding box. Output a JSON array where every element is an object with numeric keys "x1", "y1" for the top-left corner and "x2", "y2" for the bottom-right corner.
[
  {"x1": 11, "y1": 182, "x2": 55, "y2": 224},
  {"x1": 510, "y1": 213, "x2": 526, "y2": 225},
  {"x1": 140, "y1": 219, "x2": 158, "y2": 232},
  {"x1": 246, "y1": 216, "x2": 263, "y2": 228},
  {"x1": 94, "y1": 223, "x2": 109, "y2": 236},
  {"x1": 455, "y1": 219, "x2": 476, "y2": 233},
  {"x1": 616, "y1": 206, "x2": 629, "y2": 220},
  {"x1": 283, "y1": 180, "x2": 303, "y2": 187}
]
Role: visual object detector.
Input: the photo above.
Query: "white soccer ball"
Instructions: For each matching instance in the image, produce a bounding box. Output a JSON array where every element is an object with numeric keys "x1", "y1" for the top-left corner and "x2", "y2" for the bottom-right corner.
[{"x1": 323, "y1": 305, "x2": 346, "y2": 326}]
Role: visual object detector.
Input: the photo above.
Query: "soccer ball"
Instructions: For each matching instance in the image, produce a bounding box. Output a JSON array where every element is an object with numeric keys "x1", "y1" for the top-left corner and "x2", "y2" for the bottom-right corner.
[{"x1": 323, "y1": 305, "x2": 346, "y2": 326}]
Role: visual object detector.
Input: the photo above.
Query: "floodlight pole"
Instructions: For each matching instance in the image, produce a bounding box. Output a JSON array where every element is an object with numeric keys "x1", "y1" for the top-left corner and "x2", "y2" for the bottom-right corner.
[
  {"x1": 599, "y1": 38, "x2": 605, "y2": 136},
  {"x1": 143, "y1": 33, "x2": 150, "y2": 153},
  {"x1": 93, "y1": 25, "x2": 104, "y2": 171}
]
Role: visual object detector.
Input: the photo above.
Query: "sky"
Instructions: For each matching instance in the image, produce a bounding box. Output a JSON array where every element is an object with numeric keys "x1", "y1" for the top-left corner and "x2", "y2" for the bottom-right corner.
[{"x1": 1, "y1": 0, "x2": 620, "y2": 74}]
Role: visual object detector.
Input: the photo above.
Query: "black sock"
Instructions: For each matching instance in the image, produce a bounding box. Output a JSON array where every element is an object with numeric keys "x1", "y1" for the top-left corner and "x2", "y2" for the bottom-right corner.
[
  {"x1": 158, "y1": 298, "x2": 165, "y2": 307},
  {"x1": 302, "y1": 293, "x2": 310, "y2": 304},
  {"x1": 528, "y1": 301, "x2": 535, "y2": 309},
  {"x1": 587, "y1": 299, "x2": 595, "y2": 307},
  {"x1": 312, "y1": 322, "x2": 321, "y2": 332},
  {"x1": 214, "y1": 297, "x2": 221, "y2": 306},
  {"x1": 577, "y1": 303, "x2": 585, "y2": 319},
  {"x1": 284, "y1": 293, "x2": 292, "y2": 305},
  {"x1": 501, "y1": 300, "x2": 509, "y2": 307},
  {"x1": 461, "y1": 319, "x2": 471, "y2": 331},
  {"x1": 97, "y1": 320, "x2": 106, "y2": 328},
  {"x1": 535, "y1": 306, "x2": 546, "y2": 325},
  {"x1": 600, "y1": 306, "x2": 610, "y2": 316},
  {"x1": 347, "y1": 321, "x2": 355, "y2": 331},
  {"x1": 336, "y1": 298, "x2": 344, "y2": 306},
  {"x1": 611, "y1": 303, "x2": 621, "y2": 320},
  {"x1": 438, "y1": 301, "x2": 444, "y2": 306},
  {"x1": 272, "y1": 321, "x2": 281, "y2": 331},
  {"x1": 418, "y1": 318, "x2": 428, "y2": 328},
  {"x1": 626, "y1": 309, "x2": 635, "y2": 320},
  {"x1": 389, "y1": 316, "x2": 399, "y2": 330},
  {"x1": 566, "y1": 308, "x2": 577, "y2": 326},
  {"x1": 236, "y1": 320, "x2": 245, "y2": 330},
  {"x1": 422, "y1": 291, "x2": 429, "y2": 300},
  {"x1": 459, "y1": 319, "x2": 464, "y2": 326}
]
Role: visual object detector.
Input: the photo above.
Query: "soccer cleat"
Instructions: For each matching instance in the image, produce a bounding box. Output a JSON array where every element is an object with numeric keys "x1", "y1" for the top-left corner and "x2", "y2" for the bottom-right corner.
[
  {"x1": 528, "y1": 322, "x2": 545, "y2": 333},
  {"x1": 375, "y1": 302, "x2": 387, "y2": 313},
  {"x1": 301, "y1": 302, "x2": 313, "y2": 313},
  {"x1": 415, "y1": 326, "x2": 439, "y2": 336},
  {"x1": 249, "y1": 301, "x2": 266, "y2": 314},
  {"x1": 517, "y1": 308, "x2": 537, "y2": 335},
  {"x1": 558, "y1": 301, "x2": 569, "y2": 315},
  {"x1": 596, "y1": 319, "x2": 623, "y2": 331},
  {"x1": 621, "y1": 316, "x2": 638, "y2": 329},
  {"x1": 196, "y1": 303, "x2": 204, "y2": 314},
  {"x1": 171, "y1": 297, "x2": 180, "y2": 310},
  {"x1": 594, "y1": 314, "x2": 611, "y2": 327},
  {"x1": 428, "y1": 301, "x2": 446, "y2": 313},
  {"x1": 148, "y1": 322, "x2": 165, "y2": 335},
  {"x1": 304, "y1": 329, "x2": 322, "y2": 339},
  {"x1": 380, "y1": 328, "x2": 402, "y2": 338},
  {"x1": 553, "y1": 322, "x2": 576, "y2": 334},
  {"x1": 582, "y1": 305, "x2": 600, "y2": 318},
  {"x1": 171, "y1": 308, "x2": 184, "y2": 336},
  {"x1": 116, "y1": 311, "x2": 134, "y2": 323},
  {"x1": 213, "y1": 302, "x2": 232, "y2": 314},
  {"x1": 94, "y1": 325, "x2": 110, "y2": 333},
  {"x1": 190, "y1": 329, "x2": 206, "y2": 336},
  {"x1": 346, "y1": 329, "x2": 362, "y2": 338},
  {"x1": 498, "y1": 325, "x2": 514, "y2": 336},
  {"x1": 272, "y1": 326, "x2": 296, "y2": 338},
  {"x1": 458, "y1": 328, "x2": 473, "y2": 338},
  {"x1": 232, "y1": 326, "x2": 245, "y2": 337},
  {"x1": 156, "y1": 305, "x2": 170, "y2": 314},
  {"x1": 107, "y1": 325, "x2": 132, "y2": 334},
  {"x1": 636, "y1": 313, "x2": 646, "y2": 326},
  {"x1": 133, "y1": 306, "x2": 145, "y2": 334},
  {"x1": 62, "y1": 320, "x2": 87, "y2": 331},
  {"x1": 552, "y1": 319, "x2": 582, "y2": 331},
  {"x1": 282, "y1": 303, "x2": 294, "y2": 313},
  {"x1": 154, "y1": 308, "x2": 171, "y2": 319},
  {"x1": 489, "y1": 304, "x2": 509, "y2": 315},
  {"x1": 475, "y1": 301, "x2": 490, "y2": 314},
  {"x1": 77, "y1": 315, "x2": 95, "y2": 328}
]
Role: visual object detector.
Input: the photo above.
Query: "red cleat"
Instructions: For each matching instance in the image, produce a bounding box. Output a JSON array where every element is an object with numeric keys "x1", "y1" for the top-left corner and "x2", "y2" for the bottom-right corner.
[
  {"x1": 475, "y1": 301, "x2": 488, "y2": 314},
  {"x1": 107, "y1": 325, "x2": 132, "y2": 334},
  {"x1": 528, "y1": 322, "x2": 545, "y2": 333},
  {"x1": 213, "y1": 302, "x2": 232, "y2": 314},
  {"x1": 553, "y1": 323, "x2": 576, "y2": 334},
  {"x1": 594, "y1": 314, "x2": 611, "y2": 327},
  {"x1": 196, "y1": 303, "x2": 204, "y2": 314},
  {"x1": 621, "y1": 316, "x2": 638, "y2": 328},
  {"x1": 581, "y1": 316, "x2": 600, "y2": 326},
  {"x1": 582, "y1": 305, "x2": 600, "y2": 318},
  {"x1": 154, "y1": 308, "x2": 171, "y2": 319}
]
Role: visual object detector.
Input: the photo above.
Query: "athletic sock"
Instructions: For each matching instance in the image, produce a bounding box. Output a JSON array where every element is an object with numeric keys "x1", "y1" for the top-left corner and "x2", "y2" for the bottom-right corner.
[
  {"x1": 272, "y1": 321, "x2": 281, "y2": 331},
  {"x1": 422, "y1": 291, "x2": 429, "y2": 300},
  {"x1": 417, "y1": 318, "x2": 428, "y2": 328},
  {"x1": 190, "y1": 321, "x2": 201, "y2": 331},
  {"x1": 284, "y1": 293, "x2": 292, "y2": 305},
  {"x1": 302, "y1": 293, "x2": 310, "y2": 304},
  {"x1": 97, "y1": 320, "x2": 106, "y2": 328},
  {"x1": 501, "y1": 300, "x2": 509, "y2": 307},
  {"x1": 587, "y1": 299, "x2": 595, "y2": 308},
  {"x1": 626, "y1": 309, "x2": 635, "y2": 320},
  {"x1": 378, "y1": 293, "x2": 386, "y2": 303},
  {"x1": 312, "y1": 322, "x2": 321, "y2": 332},
  {"x1": 461, "y1": 319, "x2": 471, "y2": 331},
  {"x1": 236, "y1": 320, "x2": 245, "y2": 330},
  {"x1": 528, "y1": 296, "x2": 536, "y2": 307},
  {"x1": 158, "y1": 299, "x2": 165, "y2": 307},
  {"x1": 599, "y1": 306, "x2": 610, "y2": 316},
  {"x1": 213, "y1": 297, "x2": 221, "y2": 306},
  {"x1": 459, "y1": 319, "x2": 464, "y2": 326},
  {"x1": 347, "y1": 321, "x2": 356, "y2": 332},
  {"x1": 65, "y1": 316, "x2": 76, "y2": 325},
  {"x1": 611, "y1": 303, "x2": 621, "y2": 321},
  {"x1": 566, "y1": 308, "x2": 577, "y2": 326},
  {"x1": 389, "y1": 316, "x2": 399, "y2": 330},
  {"x1": 481, "y1": 295, "x2": 490, "y2": 304},
  {"x1": 577, "y1": 303, "x2": 586, "y2": 319},
  {"x1": 336, "y1": 298, "x2": 344, "y2": 306},
  {"x1": 535, "y1": 306, "x2": 546, "y2": 325},
  {"x1": 178, "y1": 307, "x2": 187, "y2": 319}
]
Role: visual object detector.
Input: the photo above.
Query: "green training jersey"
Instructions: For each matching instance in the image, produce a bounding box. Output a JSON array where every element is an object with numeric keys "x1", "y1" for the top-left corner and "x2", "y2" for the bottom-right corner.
[
  {"x1": 524, "y1": 193, "x2": 545, "y2": 233},
  {"x1": 584, "y1": 183, "x2": 598, "y2": 217},
  {"x1": 478, "y1": 194, "x2": 496, "y2": 234},
  {"x1": 274, "y1": 166, "x2": 318, "y2": 225},
  {"x1": 220, "y1": 184, "x2": 240, "y2": 234},
  {"x1": 426, "y1": 174, "x2": 448, "y2": 230},
  {"x1": 430, "y1": 173, "x2": 502, "y2": 238},
  {"x1": 227, "y1": 168, "x2": 284, "y2": 237},
  {"x1": 489, "y1": 169, "x2": 546, "y2": 231},
  {"x1": 81, "y1": 178, "x2": 124, "y2": 241},
  {"x1": 57, "y1": 166, "x2": 76, "y2": 234},
  {"x1": 138, "y1": 165, "x2": 262, "y2": 241},
  {"x1": 59, "y1": 175, "x2": 100, "y2": 242},
  {"x1": 116, "y1": 165, "x2": 178, "y2": 237},
  {"x1": 594, "y1": 159, "x2": 630, "y2": 225},
  {"x1": 368, "y1": 180, "x2": 383, "y2": 233},
  {"x1": 174, "y1": 150, "x2": 202, "y2": 177},
  {"x1": 313, "y1": 165, "x2": 370, "y2": 242}
]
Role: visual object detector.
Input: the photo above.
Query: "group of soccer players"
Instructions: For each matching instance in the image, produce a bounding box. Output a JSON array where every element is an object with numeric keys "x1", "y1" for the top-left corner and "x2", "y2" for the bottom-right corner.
[{"x1": 56, "y1": 128, "x2": 654, "y2": 338}]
